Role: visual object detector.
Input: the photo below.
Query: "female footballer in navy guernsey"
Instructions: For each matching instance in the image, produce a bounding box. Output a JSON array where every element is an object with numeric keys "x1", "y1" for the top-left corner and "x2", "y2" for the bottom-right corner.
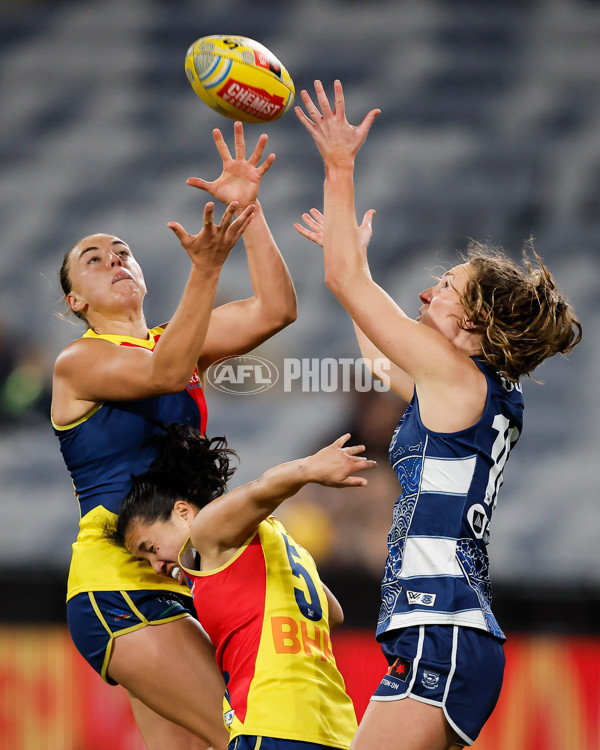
[
  {"x1": 295, "y1": 80, "x2": 581, "y2": 749},
  {"x1": 52, "y1": 123, "x2": 296, "y2": 750}
]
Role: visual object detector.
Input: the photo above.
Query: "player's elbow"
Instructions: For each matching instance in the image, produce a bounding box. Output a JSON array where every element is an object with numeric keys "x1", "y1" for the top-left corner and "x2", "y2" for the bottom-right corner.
[
  {"x1": 329, "y1": 605, "x2": 344, "y2": 630},
  {"x1": 269, "y1": 288, "x2": 298, "y2": 329},
  {"x1": 324, "y1": 584, "x2": 344, "y2": 630},
  {"x1": 257, "y1": 298, "x2": 298, "y2": 336},
  {"x1": 151, "y1": 368, "x2": 194, "y2": 394},
  {"x1": 278, "y1": 302, "x2": 298, "y2": 329}
]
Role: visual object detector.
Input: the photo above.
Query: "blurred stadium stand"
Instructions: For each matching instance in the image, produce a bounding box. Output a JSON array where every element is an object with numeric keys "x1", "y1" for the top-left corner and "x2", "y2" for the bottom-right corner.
[{"x1": 0, "y1": 0, "x2": 598, "y2": 635}]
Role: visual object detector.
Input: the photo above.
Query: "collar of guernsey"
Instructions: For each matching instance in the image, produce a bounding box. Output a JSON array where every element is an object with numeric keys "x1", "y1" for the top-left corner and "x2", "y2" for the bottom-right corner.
[{"x1": 54, "y1": 326, "x2": 207, "y2": 600}]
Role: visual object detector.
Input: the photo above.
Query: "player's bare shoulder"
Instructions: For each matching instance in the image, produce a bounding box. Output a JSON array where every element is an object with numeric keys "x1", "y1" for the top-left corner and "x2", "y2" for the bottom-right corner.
[{"x1": 53, "y1": 336, "x2": 114, "y2": 380}]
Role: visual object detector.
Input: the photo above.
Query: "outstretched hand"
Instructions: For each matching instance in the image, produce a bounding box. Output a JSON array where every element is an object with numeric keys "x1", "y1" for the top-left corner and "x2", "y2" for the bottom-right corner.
[
  {"x1": 295, "y1": 79, "x2": 381, "y2": 169},
  {"x1": 306, "y1": 434, "x2": 376, "y2": 488},
  {"x1": 294, "y1": 207, "x2": 376, "y2": 253},
  {"x1": 186, "y1": 121, "x2": 275, "y2": 208},
  {"x1": 167, "y1": 200, "x2": 255, "y2": 269}
]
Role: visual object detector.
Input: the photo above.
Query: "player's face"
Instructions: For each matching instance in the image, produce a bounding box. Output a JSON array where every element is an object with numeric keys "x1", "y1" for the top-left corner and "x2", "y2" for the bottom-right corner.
[
  {"x1": 67, "y1": 233, "x2": 147, "y2": 317},
  {"x1": 416, "y1": 263, "x2": 474, "y2": 341},
  {"x1": 125, "y1": 513, "x2": 190, "y2": 579}
]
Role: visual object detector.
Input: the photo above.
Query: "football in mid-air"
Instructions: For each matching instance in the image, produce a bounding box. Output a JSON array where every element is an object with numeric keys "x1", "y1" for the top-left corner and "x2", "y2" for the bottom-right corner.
[{"x1": 185, "y1": 35, "x2": 295, "y2": 124}]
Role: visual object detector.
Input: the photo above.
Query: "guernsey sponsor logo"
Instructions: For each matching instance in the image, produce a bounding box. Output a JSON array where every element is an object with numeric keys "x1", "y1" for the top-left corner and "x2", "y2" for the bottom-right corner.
[
  {"x1": 271, "y1": 616, "x2": 334, "y2": 661},
  {"x1": 406, "y1": 590, "x2": 437, "y2": 607},
  {"x1": 218, "y1": 79, "x2": 285, "y2": 120},
  {"x1": 468, "y1": 503, "x2": 490, "y2": 543}
]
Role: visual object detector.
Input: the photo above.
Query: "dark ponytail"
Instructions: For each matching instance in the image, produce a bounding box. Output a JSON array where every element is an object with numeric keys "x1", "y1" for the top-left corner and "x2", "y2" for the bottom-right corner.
[{"x1": 108, "y1": 423, "x2": 238, "y2": 547}]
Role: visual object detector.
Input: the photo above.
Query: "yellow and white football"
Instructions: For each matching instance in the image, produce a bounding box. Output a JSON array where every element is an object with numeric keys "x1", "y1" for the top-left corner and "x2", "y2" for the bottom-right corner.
[{"x1": 185, "y1": 35, "x2": 295, "y2": 124}]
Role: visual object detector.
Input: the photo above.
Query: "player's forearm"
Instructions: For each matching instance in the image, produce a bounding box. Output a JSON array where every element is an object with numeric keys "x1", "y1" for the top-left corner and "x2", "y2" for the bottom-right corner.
[
  {"x1": 246, "y1": 458, "x2": 310, "y2": 513},
  {"x1": 192, "y1": 459, "x2": 310, "y2": 551},
  {"x1": 241, "y1": 202, "x2": 297, "y2": 328},
  {"x1": 151, "y1": 264, "x2": 222, "y2": 390},
  {"x1": 323, "y1": 167, "x2": 369, "y2": 298}
]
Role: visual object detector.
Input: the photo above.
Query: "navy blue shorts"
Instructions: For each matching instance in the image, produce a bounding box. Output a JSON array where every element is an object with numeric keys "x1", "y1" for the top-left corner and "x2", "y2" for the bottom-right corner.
[
  {"x1": 373, "y1": 625, "x2": 505, "y2": 745},
  {"x1": 67, "y1": 589, "x2": 194, "y2": 685},
  {"x1": 230, "y1": 738, "x2": 337, "y2": 750}
]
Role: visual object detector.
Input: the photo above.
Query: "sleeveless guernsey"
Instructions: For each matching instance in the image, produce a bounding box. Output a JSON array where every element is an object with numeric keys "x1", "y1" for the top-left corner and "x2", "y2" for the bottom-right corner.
[
  {"x1": 180, "y1": 517, "x2": 357, "y2": 749},
  {"x1": 377, "y1": 359, "x2": 524, "y2": 641},
  {"x1": 53, "y1": 327, "x2": 207, "y2": 600}
]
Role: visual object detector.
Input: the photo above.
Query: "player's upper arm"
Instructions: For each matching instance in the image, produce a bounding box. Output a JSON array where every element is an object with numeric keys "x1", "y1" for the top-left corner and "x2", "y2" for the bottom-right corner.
[
  {"x1": 336, "y1": 273, "x2": 475, "y2": 392},
  {"x1": 53, "y1": 338, "x2": 177, "y2": 403},
  {"x1": 198, "y1": 297, "x2": 293, "y2": 372},
  {"x1": 353, "y1": 321, "x2": 414, "y2": 400}
]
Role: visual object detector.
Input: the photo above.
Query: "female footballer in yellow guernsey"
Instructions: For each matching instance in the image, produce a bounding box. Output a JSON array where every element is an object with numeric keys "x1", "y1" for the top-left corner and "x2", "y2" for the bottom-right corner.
[
  {"x1": 110, "y1": 423, "x2": 376, "y2": 750},
  {"x1": 52, "y1": 123, "x2": 297, "y2": 750}
]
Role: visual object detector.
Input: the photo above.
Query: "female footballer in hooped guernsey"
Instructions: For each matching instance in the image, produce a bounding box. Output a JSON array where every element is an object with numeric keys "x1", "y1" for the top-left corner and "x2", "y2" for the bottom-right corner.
[
  {"x1": 110, "y1": 423, "x2": 376, "y2": 750},
  {"x1": 294, "y1": 80, "x2": 582, "y2": 749},
  {"x1": 51, "y1": 122, "x2": 297, "y2": 750}
]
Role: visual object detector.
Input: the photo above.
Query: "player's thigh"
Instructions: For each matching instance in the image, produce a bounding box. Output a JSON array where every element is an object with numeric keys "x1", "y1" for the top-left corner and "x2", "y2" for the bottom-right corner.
[
  {"x1": 109, "y1": 617, "x2": 229, "y2": 749},
  {"x1": 351, "y1": 696, "x2": 461, "y2": 750},
  {"x1": 128, "y1": 692, "x2": 210, "y2": 750},
  {"x1": 67, "y1": 588, "x2": 195, "y2": 684}
]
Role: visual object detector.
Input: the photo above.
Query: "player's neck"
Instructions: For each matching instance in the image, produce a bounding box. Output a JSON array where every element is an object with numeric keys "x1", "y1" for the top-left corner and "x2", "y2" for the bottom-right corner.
[{"x1": 88, "y1": 311, "x2": 149, "y2": 340}]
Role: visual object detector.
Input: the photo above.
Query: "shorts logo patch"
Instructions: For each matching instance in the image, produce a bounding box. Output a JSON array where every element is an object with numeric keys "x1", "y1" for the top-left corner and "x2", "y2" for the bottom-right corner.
[
  {"x1": 387, "y1": 657, "x2": 412, "y2": 682},
  {"x1": 422, "y1": 669, "x2": 440, "y2": 690},
  {"x1": 406, "y1": 590, "x2": 437, "y2": 607},
  {"x1": 107, "y1": 609, "x2": 133, "y2": 622}
]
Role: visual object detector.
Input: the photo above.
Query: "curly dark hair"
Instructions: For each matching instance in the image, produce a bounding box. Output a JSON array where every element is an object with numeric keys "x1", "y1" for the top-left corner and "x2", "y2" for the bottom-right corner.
[
  {"x1": 108, "y1": 423, "x2": 238, "y2": 548},
  {"x1": 458, "y1": 239, "x2": 582, "y2": 381}
]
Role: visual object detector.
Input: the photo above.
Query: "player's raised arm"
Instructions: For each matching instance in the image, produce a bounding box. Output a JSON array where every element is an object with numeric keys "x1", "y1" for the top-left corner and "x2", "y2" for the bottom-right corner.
[
  {"x1": 296, "y1": 80, "x2": 488, "y2": 429},
  {"x1": 190, "y1": 434, "x2": 376, "y2": 568},
  {"x1": 186, "y1": 122, "x2": 297, "y2": 371},
  {"x1": 53, "y1": 202, "x2": 254, "y2": 417},
  {"x1": 294, "y1": 206, "x2": 414, "y2": 399}
]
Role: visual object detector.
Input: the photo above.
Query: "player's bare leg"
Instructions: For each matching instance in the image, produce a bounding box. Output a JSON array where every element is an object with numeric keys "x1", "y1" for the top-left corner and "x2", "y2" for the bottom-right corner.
[
  {"x1": 108, "y1": 617, "x2": 229, "y2": 750},
  {"x1": 351, "y1": 696, "x2": 463, "y2": 750},
  {"x1": 128, "y1": 695, "x2": 211, "y2": 750}
]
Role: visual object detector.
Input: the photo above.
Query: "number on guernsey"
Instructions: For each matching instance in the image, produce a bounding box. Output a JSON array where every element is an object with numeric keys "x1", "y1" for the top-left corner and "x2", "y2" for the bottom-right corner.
[
  {"x1": 283, "y1": 535, "x2": 323, "y2": 622},
  {"x1": 484, "y1": 413, "x2": 520, "y2": 509}
]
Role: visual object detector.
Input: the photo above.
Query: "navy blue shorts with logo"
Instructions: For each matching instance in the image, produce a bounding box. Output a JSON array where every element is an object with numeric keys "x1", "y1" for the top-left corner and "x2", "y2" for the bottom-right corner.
[
  {"x1": 373, "y1": 625, "x2": 505, "y2": 746},
  {"x1": 67, "y1": 589, "x2": 195, "y2": 685}
]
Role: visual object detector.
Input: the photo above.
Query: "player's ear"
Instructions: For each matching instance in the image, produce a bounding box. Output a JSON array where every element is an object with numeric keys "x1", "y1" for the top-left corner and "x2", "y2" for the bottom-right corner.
[
  {"x1": 173, "y1": 499, "x2": 195, "y2": 523},
  {"x1": 67, "y1": 292, "x2": 85, "y2": 313}
]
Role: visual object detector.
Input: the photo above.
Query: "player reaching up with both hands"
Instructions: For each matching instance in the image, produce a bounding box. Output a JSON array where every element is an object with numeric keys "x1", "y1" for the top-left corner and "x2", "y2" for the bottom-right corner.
[
  {"x1": 295, "y1": 80, "x2": 581, "y2": 749},
  {"x1": 52, "y1": 122, "x2": 296, "y2": 750}
]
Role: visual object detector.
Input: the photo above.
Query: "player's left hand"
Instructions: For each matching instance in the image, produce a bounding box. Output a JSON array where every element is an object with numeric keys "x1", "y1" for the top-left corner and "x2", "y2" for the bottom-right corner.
[
  {"x1": 295, "y1": 79, "x2": 381, "y2": 169},
  {"x1": 186, "y1": 121, "x2": 275, "y2": 209},
  {"x1": 306, "y1": 433, "x2": 376, "y2": 488},
  {"x1": 294, "y1": 206, "x2": 376, "y2": 253},
  {"x1": 167, "y1": 200, "x2": 255, "y2": 269}
]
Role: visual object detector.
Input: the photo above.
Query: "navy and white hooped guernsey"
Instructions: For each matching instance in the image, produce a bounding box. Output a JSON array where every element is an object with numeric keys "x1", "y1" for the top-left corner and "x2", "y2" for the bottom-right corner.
[{"x1": 377, "y1": 359, "x2": 524, "y2": 642}]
